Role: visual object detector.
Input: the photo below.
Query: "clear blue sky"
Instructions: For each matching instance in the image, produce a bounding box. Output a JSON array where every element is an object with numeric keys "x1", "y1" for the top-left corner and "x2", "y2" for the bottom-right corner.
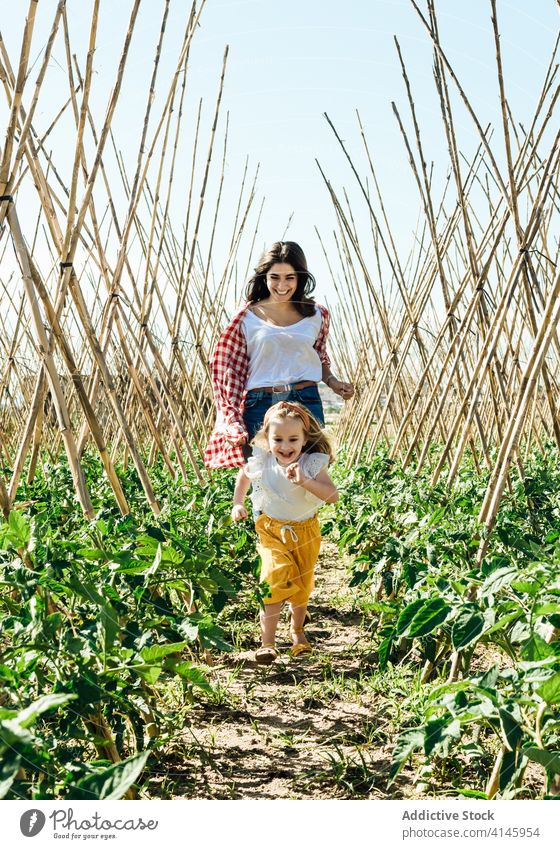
[{"x1": 2, "y1": 1, "x2": 559, "y2": 310}]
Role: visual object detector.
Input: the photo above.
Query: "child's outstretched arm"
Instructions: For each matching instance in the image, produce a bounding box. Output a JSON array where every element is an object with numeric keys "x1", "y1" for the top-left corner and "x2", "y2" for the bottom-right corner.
[
  {"x1": 286, "y1": 464, "x2": 339, "y2": 503},
  {"x1": 231, "y1": 468, "x2": 251, "y2": 521}
]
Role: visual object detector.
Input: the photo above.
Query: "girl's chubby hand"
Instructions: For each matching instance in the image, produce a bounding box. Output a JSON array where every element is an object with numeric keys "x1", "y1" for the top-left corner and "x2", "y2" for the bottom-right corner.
[
  {"x1": 285, "y1": 462, "x2": 308, "y2": 486},
  {"x1": 231, "y1": 503, "x2": 248, "y2": 522}
]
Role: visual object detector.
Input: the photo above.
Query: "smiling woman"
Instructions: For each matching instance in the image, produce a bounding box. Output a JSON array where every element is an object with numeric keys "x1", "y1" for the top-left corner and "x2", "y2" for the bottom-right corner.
[{"x1": 204, "y1": 241, "x2": 355, "y2": 469}]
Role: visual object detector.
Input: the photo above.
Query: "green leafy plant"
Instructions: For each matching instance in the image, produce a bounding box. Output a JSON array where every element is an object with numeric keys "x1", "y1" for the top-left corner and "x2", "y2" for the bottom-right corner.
[{"x1": 0, "y1": 453, "x2": 259, "y2": 799}]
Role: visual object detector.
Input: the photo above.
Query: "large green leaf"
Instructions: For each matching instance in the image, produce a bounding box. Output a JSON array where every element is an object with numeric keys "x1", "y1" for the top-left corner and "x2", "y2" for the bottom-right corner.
[
  {"x1": 208, "y1": 567, "x2": 237, "y2": 596},
  {"x1": 424, "y1": 716, "x2": 461, "y2": 757},
  {"x1": 113, "y1": 562, "x2": 150, "y2": 575},
  {"x1": 177, "y1": 619, "x2": 199, "y2": 642},
  {"x1": 499, "y1": 707, "x2": 523, "y2": 750},
  {"x1": 511, "y1": 579, "x2": 539, "y2": 595},
  {"x1": 165, "y1": 661, "x2": 212, "y2": 691},
  {"x1": 499, "y1": 749, "x2": 519, "y2": 792},
  {"x1": 0, "y1": 708, "x2": 17, "y2": 720},
  {"x1": 8, "y1": 511, "x2": 31, "y2": 548},
  {"x1": 451, "y1": 605, "x2": 485, "y2": 650},
  {"x1": 160, "y1": 546, "x2": 184, "y2": 566},
  {"x1": 537, "y1": 672, "x2": 560, "y2": 705},
  {"x1": 77, "y1": 548, "x2": 106, "y2": 561},
  {"x1": 484, "y1": 611, "x2": 524, "y2": 636},
  {"x1": 480, "y1": 567, "x2": 517, "y2": 597},
  {"x1": 521, "y1": 634, "x2": 557, "y2": 662},
  {"x1": 141, "y1": 641, "x2": 187, "y2": 663},
  {"x1": 0, "y1": 719, "x2": 35, "y2": 747},
  {"x1": 73, "y1": 751, "x2": 150, "y2": 800},
  {"x1": 534, "y1": 602, "x2": 560, "y2": 617},
  {"x1": 458, "y1": 698, "x2": 498, "y2": 722},
  {"x1": 66, "y1": 576, "x2": 105, "y2": 606},
  {"x1": 0, "y1": 756, "x2": 21, "y2": 799},
  {"x1": 407, "y1": 598, "x2": 451, "y2": 638},
  {"x1": 99, "y1": 602, "x2": 120, "y2": 654},
  {"x1": 395, "y1": 599, "x2": 425, "y2": 636},
  {"x1": 137, "y1": 665, "x2": 162, "y2": 685},
  {"x1": 388, "y1": 728, "x2": 424, "y2": 786},
  {"x1": 196, "y1": 622, "x2": 232, "y2": 652},
  {"x1": 523, "y1": 747, "x2": 560, "y2": 775},
  {"x1": 478, "y1": 665, "x2": 499, "y2": 692},
  {"x1": 377, "y1": 633, "x2": 393, "y2": 670},
  {"x1": 17, "y1": 693, "x2": 77, "y2": 728}
]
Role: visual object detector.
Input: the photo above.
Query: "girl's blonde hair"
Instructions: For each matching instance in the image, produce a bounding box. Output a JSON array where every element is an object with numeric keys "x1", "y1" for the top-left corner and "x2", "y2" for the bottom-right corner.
[{"x1": 253, "y1": 401, "x2": 335, "y2": 463}]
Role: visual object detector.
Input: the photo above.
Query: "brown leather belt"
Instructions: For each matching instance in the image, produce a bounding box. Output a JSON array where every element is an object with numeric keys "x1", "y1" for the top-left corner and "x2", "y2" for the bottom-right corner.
[{"x1": 248, "y1": 380, "x2": 317, "y2": 393}]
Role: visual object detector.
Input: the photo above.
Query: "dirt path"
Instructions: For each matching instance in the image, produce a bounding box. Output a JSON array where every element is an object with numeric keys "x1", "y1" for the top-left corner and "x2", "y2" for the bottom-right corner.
[{"x1": 157, "y1": 542, "x2": 415, "y2": 799}]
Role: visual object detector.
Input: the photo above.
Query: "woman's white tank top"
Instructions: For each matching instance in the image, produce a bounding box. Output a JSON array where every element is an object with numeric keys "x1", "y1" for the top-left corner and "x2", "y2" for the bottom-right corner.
[{"x1": 242, "y1": 307, "x2": 323, "y2": 390}]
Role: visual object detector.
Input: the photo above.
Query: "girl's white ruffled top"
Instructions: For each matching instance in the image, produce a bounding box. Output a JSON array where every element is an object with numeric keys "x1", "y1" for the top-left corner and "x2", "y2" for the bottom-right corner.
[{"x1": 245, "y1": 447, "x2": 329, "y2": 522}]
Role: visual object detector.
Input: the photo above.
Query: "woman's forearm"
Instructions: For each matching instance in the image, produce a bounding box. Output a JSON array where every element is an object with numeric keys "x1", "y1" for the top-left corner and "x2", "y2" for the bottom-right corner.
[
  {"x1": 321, "y1": 363, "x2": 336, "y2": 386},
  {"x1": 322, "y1": 364, "x2": 354, "y2": 398}
]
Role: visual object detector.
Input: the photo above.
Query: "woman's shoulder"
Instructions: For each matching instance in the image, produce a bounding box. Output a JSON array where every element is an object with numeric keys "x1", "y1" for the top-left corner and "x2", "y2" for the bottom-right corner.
[
  {"x1": 216, "y1": 303, "x2": 251, "y2": 344},
  {"x1": 217, "y1": 302, "x2": 250, "y2": 336},
  {"x1": 243, "y1": 301, "x2": 262, "y2": 316},
  {"x1": 231, "y1": 302, "x2": 251, "y2": 321},
  {"x1": 301, "y1": 300, "x2": 328, "y2": 317},
  {"x1": 297, "y1": 302, "x2": 325, "y2": 325},
  {"x1": 314, "y1": 303, "x2": 329, "y2": 318}
]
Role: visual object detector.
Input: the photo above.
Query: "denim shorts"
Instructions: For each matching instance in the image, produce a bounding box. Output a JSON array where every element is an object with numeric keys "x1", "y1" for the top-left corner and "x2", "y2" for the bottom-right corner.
[{"x1": 242, "y1": 383, "x2": 325, "y2": 457}]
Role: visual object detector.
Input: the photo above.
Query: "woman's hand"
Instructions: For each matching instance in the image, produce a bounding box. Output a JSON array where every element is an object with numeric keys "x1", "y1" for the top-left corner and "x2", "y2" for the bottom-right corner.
[
  {"x1": 286, "y1": 462, "x2": 308, "y2": 486},
  {"x1": 226, "y1": 433, "x2": 247, "y2": 447},
  {"x1": 329, "y1": 378, "x2": 355, "y2": 400},
  {"x1": 231, "y1": 504, "x2": 248, "y2": 521}
]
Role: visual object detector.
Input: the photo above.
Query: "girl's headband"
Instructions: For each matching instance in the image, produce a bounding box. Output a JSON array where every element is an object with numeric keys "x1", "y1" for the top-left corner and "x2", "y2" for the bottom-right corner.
[{"x1": 270, "y1": 401, "x2": 312, "y2": 432}]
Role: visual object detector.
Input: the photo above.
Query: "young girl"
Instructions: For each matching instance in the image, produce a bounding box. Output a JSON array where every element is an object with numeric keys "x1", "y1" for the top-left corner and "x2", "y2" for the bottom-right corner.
[{"x1": 231, "y1": 401, "x2": 339, "y2": 664}]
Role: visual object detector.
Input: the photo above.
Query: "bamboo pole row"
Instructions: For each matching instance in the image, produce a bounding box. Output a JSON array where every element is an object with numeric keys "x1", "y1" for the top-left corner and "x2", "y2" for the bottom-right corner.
[
  {"x1": 324, "y1": 0, "x2": 560, "y2": 546},
  {"x1": 2, "y1": 0, "x2": 558, "y2": 554},
  {"x1": 0, "y1": 1, "x2": 259, "y2": 516}
]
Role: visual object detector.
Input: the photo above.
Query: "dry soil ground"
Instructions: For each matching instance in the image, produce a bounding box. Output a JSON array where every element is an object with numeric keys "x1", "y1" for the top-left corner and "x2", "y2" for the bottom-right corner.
[
  {"x1": 147, "y1": 542, "x2": 420, "y2": 799},
  {"x1": 144, "y1": 540, "x2": 547, "y2": 800}
]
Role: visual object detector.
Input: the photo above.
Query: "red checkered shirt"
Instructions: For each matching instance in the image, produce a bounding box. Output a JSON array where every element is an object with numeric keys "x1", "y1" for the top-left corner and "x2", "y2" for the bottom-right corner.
[{"x1": 204, "y1": 302, "x2": 331, "y2": 469}]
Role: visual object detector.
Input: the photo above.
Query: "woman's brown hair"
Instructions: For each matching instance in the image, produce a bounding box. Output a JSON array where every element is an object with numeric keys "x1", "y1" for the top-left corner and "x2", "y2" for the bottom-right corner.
[
  {"x1": 245, "y1": 241, "x2": 317, "y2": 318},
  {"x1": 253, "y1": 401, "x2": 335, "y2": 464}
]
